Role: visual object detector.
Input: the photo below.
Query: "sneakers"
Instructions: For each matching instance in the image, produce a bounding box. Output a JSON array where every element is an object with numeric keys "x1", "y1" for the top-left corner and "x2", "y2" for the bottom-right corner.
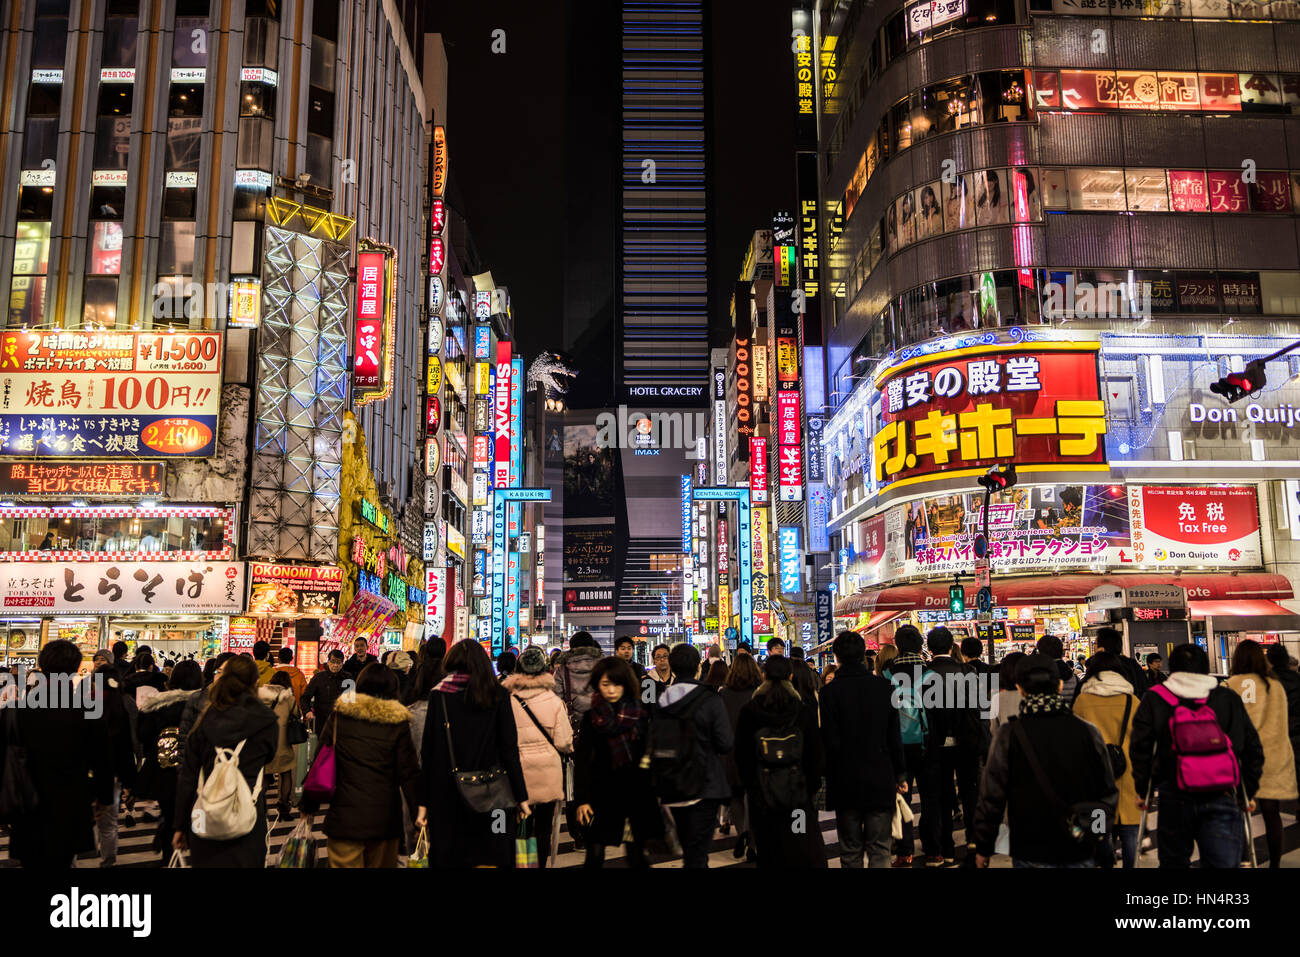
[
  {"x1": 924, "y1": 855, "x2": 948, "y2": 867},
  {"x1": 99, "y1": 857, "x2": 116, "y2": 868},
  {"x1": 891, "y1": 854, "x2": 913, "y2": 868}
]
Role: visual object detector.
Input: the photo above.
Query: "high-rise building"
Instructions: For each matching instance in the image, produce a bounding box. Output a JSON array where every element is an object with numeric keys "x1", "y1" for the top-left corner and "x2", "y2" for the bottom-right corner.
[
  {"x1": 816, "y1": 0, "x2": 1300, "y2": 666},
  {"x1": 620, "y1": 0, "x2": 711, "y2": 405}
]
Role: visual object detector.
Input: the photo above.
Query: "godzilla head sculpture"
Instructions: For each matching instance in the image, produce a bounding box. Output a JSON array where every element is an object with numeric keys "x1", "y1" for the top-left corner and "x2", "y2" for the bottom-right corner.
[{"x1": 527, "y1": 352, "x2": 577, "y2": 396}]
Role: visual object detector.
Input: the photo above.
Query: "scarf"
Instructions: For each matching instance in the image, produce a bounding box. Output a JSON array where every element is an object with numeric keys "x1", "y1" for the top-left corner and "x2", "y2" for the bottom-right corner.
[
  {"x1": 434, "y1": 671, "x2": 470, "y2": 693},
  {"x1": 1019, "y1": 692, "x2": 1067, "y2": 716},
  {"x1": 588, "y1": 694, "x2": 645, "y2": 768}
]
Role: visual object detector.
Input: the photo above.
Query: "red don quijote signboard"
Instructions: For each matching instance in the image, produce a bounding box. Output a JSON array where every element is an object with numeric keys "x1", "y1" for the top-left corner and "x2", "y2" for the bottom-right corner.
[
  {"x1": 354, "y1": 251, "x2": 385, "y2": 392},
  {"x1": 1129, "y1": 486, "x2": 1262, "y2": 567},
  {"x1": 874, "y1": 343, "x2": 1107, "y2": 494}
]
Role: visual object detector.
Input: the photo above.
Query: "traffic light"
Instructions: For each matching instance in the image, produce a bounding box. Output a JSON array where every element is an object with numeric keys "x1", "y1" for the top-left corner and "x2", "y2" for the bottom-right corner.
[
  {"x1": 1210, "y1": 359, "x2": 1266, "y2": 403},
  {"x1": 977, "y1": 463, "x2": 1018, "y2": 492},
  {"x1": 948, "y1": 583, "x2": 965, "y2": 615}
]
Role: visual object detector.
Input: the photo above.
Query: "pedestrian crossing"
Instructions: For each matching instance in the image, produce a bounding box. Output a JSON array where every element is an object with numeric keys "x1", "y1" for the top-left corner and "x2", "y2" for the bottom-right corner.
[{"x1": 3, "y1": 786, "x2": 1297, "y2": 868}]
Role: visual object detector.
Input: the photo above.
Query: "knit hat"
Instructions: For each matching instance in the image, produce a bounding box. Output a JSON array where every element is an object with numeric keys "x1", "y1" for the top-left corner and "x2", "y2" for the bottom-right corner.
[
  {"x1": 387, "y1": 650, "x2": 414, "y2": 674},
  {"x1": 518, "y1": 646, "x2": 549, "y2": 676}
]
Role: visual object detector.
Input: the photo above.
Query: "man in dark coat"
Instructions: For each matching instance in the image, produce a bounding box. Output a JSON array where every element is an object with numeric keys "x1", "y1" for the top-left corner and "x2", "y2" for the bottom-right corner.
[
  {"x1": 925, "y1": 626, "x2": 984, "y2": 861},
  {"x1": 654, "y1": 643, "x2": 734, "y2": 868},
  {"x1": 614, "y1": 635, "x2": 648, "y2": 684},
  {"x1": 819, "y1": 630, "x2": 906, "y2": 868},
  {"x1": 302, "y1": 649, "x2": 348, "y2": 731},
  {"x1": 342, "y1": 638, "x2": 378, "y2": 680},
  {"x1": 2, "y1": 640, "x2": 115, "y2": 868}
]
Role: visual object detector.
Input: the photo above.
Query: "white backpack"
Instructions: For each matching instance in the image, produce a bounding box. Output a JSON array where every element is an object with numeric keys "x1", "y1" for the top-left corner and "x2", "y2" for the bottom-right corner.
[{"x1": 191, "y1": 738, "x2": 263, "y2": 841}]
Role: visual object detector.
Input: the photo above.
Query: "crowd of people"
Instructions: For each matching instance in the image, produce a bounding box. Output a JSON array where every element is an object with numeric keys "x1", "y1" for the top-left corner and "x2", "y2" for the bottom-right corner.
[{"x1": 0, "y1": 624, "x2": 1296, "y2": 869}]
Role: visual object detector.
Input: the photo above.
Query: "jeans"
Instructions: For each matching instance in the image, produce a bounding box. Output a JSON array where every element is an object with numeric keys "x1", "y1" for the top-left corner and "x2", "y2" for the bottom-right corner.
[
  {"x1": 670, "y1": 800, "x2": 720, "y2": 868},
  {"x1": 1116, "y1": 824, "x2": 1139, "y2": 869},
  {"x1": 835, "y1": 808, "x2": 893, "y2": 868},
  {"x1": 97, "y1": 782, "x2": 121, "y2": 863},
  {"x1": 896, "y1": 744, "x2": 942, "y2": 858},
  {"x1": 1013, "y1": 858, "x2": 1098, "y2": 868},
  {"x1": 1156, "y1": 790, "x2": 1245, "y2": 869}
]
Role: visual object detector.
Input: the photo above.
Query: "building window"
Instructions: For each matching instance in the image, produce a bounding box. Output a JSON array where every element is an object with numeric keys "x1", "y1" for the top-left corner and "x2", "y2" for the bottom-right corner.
[
  {"x1": 27, "y1": 78, "x2": 61, "y2": 117},
  {"x1": 158, "y1": 222, "x2": 196, "y2": 275},
  {"x1": 102, "y1": 15, "x2": 138, "y2": 69},
  {"x1": 87, "y1": 221, "x2": 123, "y2": 275},
  {"x1": 22, "y1": 117, "x2": 58, "y2": 169},
  {"x1": 243, "y1": 16, "x2": 280, "y2": 69},
  {"x1": 305, "y1": 133, "x2": 333, "y2": 190},
  {"x1": 17, "y1": 185, "x2": 54, "y2": 220},
  {"x1": 162, "y1": 186, "x2": 196, "y2": 220},
  {"x1": 90, "y1": 185, "x2": 126, "y2": 220},
  {"x1": 1067, "y1": 168, "x2": 1126, "y2": 210},
  {"x1": 97, "y1": 83, "x2": 133, "y2": 117},
  {"x1": 31, "y1": 16, "x2": 69, "y2": 68},
  {"x1": 83, "y1": 277, "x2": 118, "y2": 327},
  {"x1": 239, "y1": 80, "x2": 275, "y2": 117},
  {"x1": 9, "y1": 222, "x2": 52, "y2": 328},
  {"x1": 237, "y1": 117, "x2": 273, "y2": 169},
  {"x1": 172, "y1": 17, "x2": 208, "y2": 68},
  {"x1": 93, "y1": 115, "x2": 132, "y2": 170}
]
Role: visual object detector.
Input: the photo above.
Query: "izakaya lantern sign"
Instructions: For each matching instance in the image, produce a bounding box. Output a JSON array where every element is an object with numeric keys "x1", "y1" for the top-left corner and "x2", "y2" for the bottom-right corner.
[
  {"x1": 353, "y1": 240, "x2": 396, "y2": 405},
  {"x1": 872, "y1": 340, "x2": 1108, "y2": 503}
]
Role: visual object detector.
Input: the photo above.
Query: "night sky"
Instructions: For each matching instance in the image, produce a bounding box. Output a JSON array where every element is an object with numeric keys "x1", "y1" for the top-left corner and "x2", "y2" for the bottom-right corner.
[{"x1": 428, "y1": 0, "x2": 796, "y2": 366}]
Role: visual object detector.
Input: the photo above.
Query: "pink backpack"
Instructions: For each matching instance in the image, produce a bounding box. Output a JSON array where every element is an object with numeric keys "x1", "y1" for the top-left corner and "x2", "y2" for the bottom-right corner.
[{"x1": 1152, "y1": 685, "x2": 1241, "y2": 793}]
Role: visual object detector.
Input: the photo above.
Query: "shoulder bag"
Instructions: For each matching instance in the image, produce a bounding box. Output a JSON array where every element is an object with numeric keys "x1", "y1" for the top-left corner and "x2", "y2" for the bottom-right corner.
[
  {"x1": 514, "y1": 694, "x2": 574, "y2": 802},
  {"x1": 443, "y1": 695, "x2": 517, "y2": 813},
  {"x1": 1104, "y1": 695, "x2": 1133, "y2": 779}
]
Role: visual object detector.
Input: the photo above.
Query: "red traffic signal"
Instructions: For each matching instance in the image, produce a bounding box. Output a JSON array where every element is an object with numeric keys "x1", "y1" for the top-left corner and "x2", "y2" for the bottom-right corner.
[
  {"x1": 977, "y1": 463, "x2": 1017, "y2": 492},
  {"x1": 1210, "y1": 359, "x2": 1266, "y2": 403}
]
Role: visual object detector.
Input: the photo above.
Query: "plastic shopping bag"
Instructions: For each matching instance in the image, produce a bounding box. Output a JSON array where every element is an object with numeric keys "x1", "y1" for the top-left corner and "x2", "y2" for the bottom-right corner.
[
  {"x1": 167, "y1": 848, "x2": 189, "y2": 868},
  {"x1": 277, "y1": 817, "x2": 317, "y2": 868},
  {"x1": 515, "y1": 820, "x2": 538, "y2": 869},
  {"x1": 408, "y1": 825, "x2": 430, "y2": 869}
]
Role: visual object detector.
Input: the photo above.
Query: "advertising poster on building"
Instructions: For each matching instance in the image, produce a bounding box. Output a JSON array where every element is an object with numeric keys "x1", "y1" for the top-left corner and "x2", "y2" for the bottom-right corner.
[
  {"x1": 0, "y1": 560, "x2": 246, "y2": 615},
  {"x1": 0, "y1": 330, "x2": 223, "y2": 457},
  {"x1": 564, "y1": 423, "x2": 616, "y2": 517},
  {"x1": 1127, "y1": 485, "x2": 1261, "y2": 568},
  {"x1": 564, "y1": 585, "x2": 614, "y2": 615},
  {"x1": 248, "y1": 562, "x2": 342, "y2": 616},
  {"x1": 332, "y1": 589, "x2": 396, "y2": 652},
  {"x1": 353, "y1": 250, "x2": 387, "y2": 394},
  {"x1": 564, "y1": 526, "x2": 617, "y2": 582}
]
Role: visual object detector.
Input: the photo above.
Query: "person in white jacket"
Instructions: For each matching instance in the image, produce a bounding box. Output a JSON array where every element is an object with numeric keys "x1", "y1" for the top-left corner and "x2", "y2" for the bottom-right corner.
[{"x1": 503, "y1": 646, "x2": 574, "y2": 867}]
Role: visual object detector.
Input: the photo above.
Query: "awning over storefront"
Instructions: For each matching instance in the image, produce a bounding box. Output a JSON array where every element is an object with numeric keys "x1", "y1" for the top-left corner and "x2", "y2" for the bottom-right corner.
[
  {"x1": 1189, "y1": 599, "x2": 1300, "y2": 634},
  {"x1": 834, "y1": 573, "x2": 1295, "y2": 615}
]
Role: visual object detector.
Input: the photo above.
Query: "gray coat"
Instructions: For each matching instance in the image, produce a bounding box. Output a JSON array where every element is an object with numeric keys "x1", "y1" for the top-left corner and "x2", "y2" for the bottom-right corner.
[{"x1": 554, "y1": 647, "x2": 604, "y2": 733}]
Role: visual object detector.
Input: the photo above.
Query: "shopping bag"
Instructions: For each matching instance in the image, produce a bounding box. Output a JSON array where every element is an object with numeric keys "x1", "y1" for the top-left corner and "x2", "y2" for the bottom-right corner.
[
  {"x1": 891, "y1": 791, "x2": 914, "y2": 840},
  {"x1": 167, "y1": 848, "x2": 189, "y2": 868},
  {"x1": 408, "y1": 826, "x2": 430, "y2": 869},
  {"x1": 277, "y1": 817, "x2": 316, "y2": 868},
  {"x1": 515, "y1": 820, "x2": 538, "y2": 868}
]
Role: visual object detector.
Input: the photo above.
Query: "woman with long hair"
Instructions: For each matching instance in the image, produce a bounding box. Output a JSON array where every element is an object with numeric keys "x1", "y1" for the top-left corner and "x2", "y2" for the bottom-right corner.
[
  {"x1": 875, "y1": 643, "x2": 899, "y2": 676},
  {"x1": 734, "y1": 655, "x2": 827, "y2": 868},
  {"x1": 703, "y1": 659, "x2": 729, "y2": 690},
  {"x1": 137, "y1": 659, "x2": 203, "y2": 862},
  {"x1": 1227, "y1": 639, "x2": 1298, "y2": 867},
  {"x1": 721, "y1": 652, "x2": 763, "y2": 861},
  {"x1": 572, "y1": 656, "x2": 661, "y2": 867},
  {"x1": 415, "y1": 639, "x2": 529, "y2": 867},
  {"x1": 173, "y1": 655, "x2": 279, "y2": 867},
  {"x1": 314, "y1": 663, "x2": 419, "y2": 867}
]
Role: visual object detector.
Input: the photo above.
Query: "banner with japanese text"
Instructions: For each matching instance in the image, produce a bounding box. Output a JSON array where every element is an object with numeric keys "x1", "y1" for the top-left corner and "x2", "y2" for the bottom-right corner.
[
  {"x1": 0, "y1": 560, "x2": 245, "y2": 615},
  {"x1": 0, "y1": 330, "x2": 222, "y2": 457}
]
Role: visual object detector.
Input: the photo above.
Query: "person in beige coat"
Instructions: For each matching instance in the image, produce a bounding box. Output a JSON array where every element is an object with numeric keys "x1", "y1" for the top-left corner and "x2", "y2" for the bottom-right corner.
[
  {"x1": 259, "y1": 674, "x2": 299, "y2": 817},
  {"x1": 1072, "y1": 655, "x2": 1141, "y2": 867},
  {"x1": 503, "y1": 646, "x2": 574, "y2": 868},
  {"x1": 1227, "y1": 640, "x2": 1298, "y2": 868}
]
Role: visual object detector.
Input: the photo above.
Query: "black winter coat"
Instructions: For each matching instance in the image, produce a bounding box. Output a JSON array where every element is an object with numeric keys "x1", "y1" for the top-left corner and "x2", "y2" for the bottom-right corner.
[
  {"x1": 419, "y1": 687, "x2": 528, "y2": 868},
  {"x1": 1273, "y1": 668, "x2": 1300, "y2": 740},
  {"x1": 135, "y1": 687, "x2": 193, "y2": 799},
  {"x1": 971, "y1": 710, "x2": 1118, "y2": 864},
  {"x1": 2, "y1": 693, "x2": 114, "y2": 867},
  {"x1": 174, "y1": 694, "x2": 279, "y2": 868},
  {"x1": 573, "y1": 706, "x2": 663, "y2": 846},
  {"x1": 719, "y1": 685, "x2": 755, "y2": 789},
  {"x1": 342, "y1": 653, "x2": 378, "y2": 680},
  {"x1": 926, "y1": 655, "x2": 986, "y2": 751},
  {"x1": 88, "y1": 665, "x2": 138, "y2": 787},
  {"x1": 734, "y1": 690, "x2": 827, "y2": 868},
  {"x1": 653, "y1": 681, "x2": 734, "y2": 802},
  {"x1": 315, "y1": 693, "x2": 419, "y2": 843},
  {"x1": 819, "y1": 663, "x2": 906, "y2": 813}
]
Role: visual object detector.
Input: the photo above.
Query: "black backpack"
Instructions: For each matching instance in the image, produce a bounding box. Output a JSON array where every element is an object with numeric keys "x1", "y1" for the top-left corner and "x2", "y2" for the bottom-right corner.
[
  {"x1": 755, "y1": 718, "x2": 806, "y2": 811},
  {"x1": 648, "y1": 692, "x2": 708, "y2": 803}
]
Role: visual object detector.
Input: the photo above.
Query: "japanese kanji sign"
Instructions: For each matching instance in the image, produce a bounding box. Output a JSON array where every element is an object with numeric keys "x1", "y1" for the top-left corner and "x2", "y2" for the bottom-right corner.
[
  {"x1": 1128, "y1": 485, "x2": 1261, "y2": 568},
  {"x1": 0, "y1": 330, "x2": 222, "y2": 457},
  {"x1": 874, "y1": 343, "x2": 1108, "y2": 495},
  {"x1": 353, "y1": 243, "x2": 395, "y2": 404},
  {"x1": 0, "y1": 560, "x2": 245, "y2": 615},
  {"x1": 0, "y1": 461, "x2": 162, "y2": 496}
]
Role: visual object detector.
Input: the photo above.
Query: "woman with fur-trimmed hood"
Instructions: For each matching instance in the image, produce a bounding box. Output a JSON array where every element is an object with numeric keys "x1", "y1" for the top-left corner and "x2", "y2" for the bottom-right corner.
[
  {"x1": 503, "y1": 646, "x2": 574, "y2": 867},
  {"x1": 306, "y1": 663, "x2": 419, "y2": 868}
]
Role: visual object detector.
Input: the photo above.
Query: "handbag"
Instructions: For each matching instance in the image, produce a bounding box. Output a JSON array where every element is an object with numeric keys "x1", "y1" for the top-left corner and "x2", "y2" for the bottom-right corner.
[
  {"x1": 515, "y1": 819, "x2": 538, "y2": 868},
  {"x1": 408, "y1": 825, "x2": 430, "y2": 869},
  {"x1": 443, "y1": 696, "x2": 517, "y2": 814},
  {"x1": 0, "y1": 706, "x2": 39, "y2": 823},
  {"x1": 513, "y1": 695, "x2": 574, "y2": 802},
  {"x1": 301, "y1": 715, "x2": 338, "y2": 801},
  {"x1": 1012, "y1": 720, "x2": 1111, "y2": 846},
  {"x1": 286, "y1": 708, "x2": 309, "y2": 747},
  {"x1": 1105, "y1": 695, "x2": 1133, "y2": 779}
]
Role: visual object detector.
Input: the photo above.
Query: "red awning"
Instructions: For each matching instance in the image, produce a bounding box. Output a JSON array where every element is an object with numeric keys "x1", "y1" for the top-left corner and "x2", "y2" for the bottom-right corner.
[
  {"x1": 835, "y1": 573, "x2": 1294, "y2": 614},
  {"x1": 1189, "y1": 600, "x2": 1293, "y2": 617}
]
